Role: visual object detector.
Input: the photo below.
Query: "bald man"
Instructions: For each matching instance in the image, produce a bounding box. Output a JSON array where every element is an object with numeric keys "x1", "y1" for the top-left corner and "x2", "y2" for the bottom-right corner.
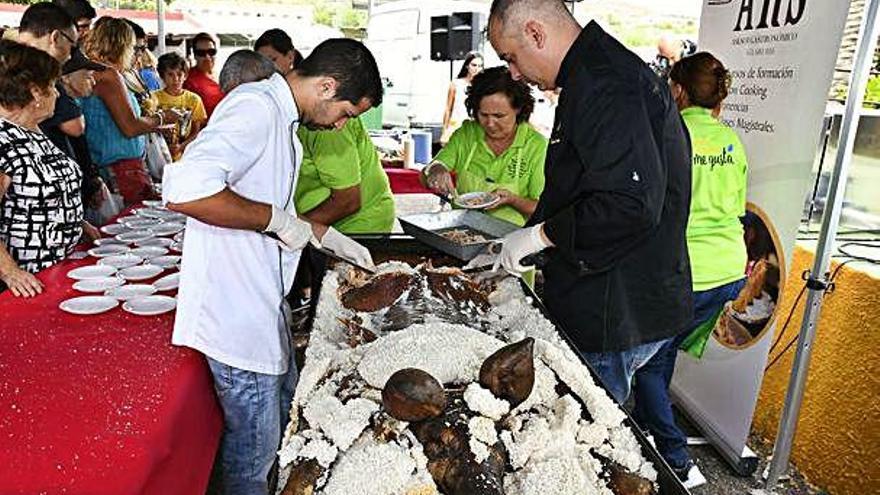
[{"x1": 487, "y1": 1, "x2": 696, "y2": 482}]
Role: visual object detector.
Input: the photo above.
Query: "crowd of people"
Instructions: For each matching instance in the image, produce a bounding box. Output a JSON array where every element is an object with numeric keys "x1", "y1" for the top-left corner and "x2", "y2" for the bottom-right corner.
[{"x1": 0, "y1": 0, "x2": 754, "y2": 493}]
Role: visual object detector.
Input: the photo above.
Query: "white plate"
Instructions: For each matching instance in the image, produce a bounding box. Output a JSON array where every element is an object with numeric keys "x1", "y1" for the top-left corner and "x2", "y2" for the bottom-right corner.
[
  {"x1": 118, "y1": 264, "x2": 164, "y2": 281},
  {"x1": 135, "y1": 237, "x2": 174, "y2": 248},
  {"x1": 150, "y1": 222, "x2": 185, "y2": 237},
  {"x1": 150, "y1": 255, "x2": 181, "y2": 269},
  {"x1": 170, "y1": 241, "x2": 183, "y2": 253},
  {"x1": 59, "y1": 295, "x2": 119, "y2": 315},
  {"x1": 162, "y1": 213, "x2": 187, "y2": 223},
  {"x1": 123, "y1": 218, "x2": 163, "y2": 230},
  {"x1": 115, "y1": 215, "x2": 141, "y2": 224},
  {"x1": 68, "y1": 251, "x2": 89, "y2": 260},
  {"x1": 94, "y1": 237, "x2": 129, "y2": 247},
  {"x1": 67, "y1": 265, "x2": 118, "y2": 280},
  {"x1": 135, "y1": 208, "x2": 175, "y2": 219},
  {"x1": 123, "y1": 295, "x2": 177, "y2": 316},
  {"x1": 130, "y1": 246, "x2": 168, "y2": 259},
  {"x1": 454, "y1": 191, "x2": 499, "y2": 210},
  {"x1": 99, "y1": 223, "x2": 130, "y2": 235},
  {"x1": 142, "y1": 200, "x2": 165, "y2": 208},
  {"x1": 97, "y1": 253, "x2": 144, "y2": 269},
  {"x1": 87, "y1": 244, "x2": 130, "y2": 258},
  {"x1": 72, "y1": 276, "x2": 125, "y2": 293},
  {"x1": 153, "y1": 272, "x2": 180, "y2": 291},
  {"x1": 105, "y1": 283, "x2": 157, "y2": 300},
  {"x1": 115, "y1": 229, "x2": 154, "y2": 243}
]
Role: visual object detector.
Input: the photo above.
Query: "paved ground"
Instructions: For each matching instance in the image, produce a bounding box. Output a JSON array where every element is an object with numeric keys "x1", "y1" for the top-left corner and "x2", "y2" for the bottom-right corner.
[{"x1": 679, "y1": 416, "x2": 827, "y2": 495}]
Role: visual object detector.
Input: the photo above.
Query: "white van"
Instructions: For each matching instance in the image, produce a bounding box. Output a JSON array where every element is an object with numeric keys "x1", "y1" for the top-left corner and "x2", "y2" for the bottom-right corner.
[{"x1": 366, "y1": 0, "x2": 501, "y2": 134}]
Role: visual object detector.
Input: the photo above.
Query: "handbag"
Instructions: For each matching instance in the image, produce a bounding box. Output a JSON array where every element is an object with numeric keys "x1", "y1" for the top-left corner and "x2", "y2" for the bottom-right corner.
[{"x1": 145, "y1": 131, "x2": 172, "y2": 181}]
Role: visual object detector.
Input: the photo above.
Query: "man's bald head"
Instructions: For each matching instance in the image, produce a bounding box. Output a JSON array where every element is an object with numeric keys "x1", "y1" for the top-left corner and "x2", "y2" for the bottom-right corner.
[
  {"x1": 488, "y1": 0, "x2": 580, "y2": 91},
  {"x1": 490, "y1": 0, "x2": 573, "y2": 33}
]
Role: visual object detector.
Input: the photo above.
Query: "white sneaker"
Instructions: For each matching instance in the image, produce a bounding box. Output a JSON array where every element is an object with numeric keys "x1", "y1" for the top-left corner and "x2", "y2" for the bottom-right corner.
[{"x1": 681, "y1": 463, "x2": 707, "y2": 489}]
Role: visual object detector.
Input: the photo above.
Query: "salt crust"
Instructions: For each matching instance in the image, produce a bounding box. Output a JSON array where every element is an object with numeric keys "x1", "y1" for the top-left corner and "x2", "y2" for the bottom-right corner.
[
  {"x1": 303, "y1": 395, "x2": 378, "y2": 451},
  {"x1": 357, "y1": 325, "x2": 505, "y2": 388},
  {"x1": 463, "y1": 383, "x2": 510, "y2": 420},
  {"x1": 468, "y1": 416, "x2": 498, "y2": 463},
  {"x1": 503, "y1": 455, "x2": 610, "y2": 495},
  {"x1": 322, "y1": 435, "x2": 437, "y2": 495},
  {"x1": 278, "y1": 265, "x2": 657, "y2": 494}
]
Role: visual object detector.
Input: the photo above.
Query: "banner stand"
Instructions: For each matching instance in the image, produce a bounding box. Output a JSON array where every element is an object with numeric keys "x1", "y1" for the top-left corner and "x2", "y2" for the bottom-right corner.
[
  {"x1": 674, "y1": 393, "x2": 760, "y2": 476},
  {"x1": 765, "y1": 0, "x2": 880, "y2": 487}
]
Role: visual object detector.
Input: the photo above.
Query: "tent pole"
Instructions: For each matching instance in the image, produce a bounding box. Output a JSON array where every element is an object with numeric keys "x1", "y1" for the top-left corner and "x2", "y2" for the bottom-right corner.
[{"x1": 765, "y1": 0, "x2": 880, "y2": 487}]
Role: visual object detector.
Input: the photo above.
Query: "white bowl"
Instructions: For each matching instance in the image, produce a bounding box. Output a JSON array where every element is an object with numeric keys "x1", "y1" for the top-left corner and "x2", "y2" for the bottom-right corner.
[
  {"x1": 105, "y1": 283, "x2": 158, "y2": 300},
  {"x1": 67, "y1": 265, "x2": 118, "y2": 280},
  {"x1": 123, "y1": 295, "x2": 177, "y2": 316},
  {"x1": 97, "y1": 254, "x2": 144, "y2": 269},
  {"x1": 118, "y1": 264, "x2": 164, "y2": 281},
  {"x1": 59, "y1": 295, "x2": 119, "y2": 315}
]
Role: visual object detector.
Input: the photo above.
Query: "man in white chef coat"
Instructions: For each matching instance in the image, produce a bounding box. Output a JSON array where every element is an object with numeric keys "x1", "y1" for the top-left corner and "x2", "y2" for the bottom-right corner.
[{"x1": 162, "y1": 39, "x2": 382, "y2": 495}]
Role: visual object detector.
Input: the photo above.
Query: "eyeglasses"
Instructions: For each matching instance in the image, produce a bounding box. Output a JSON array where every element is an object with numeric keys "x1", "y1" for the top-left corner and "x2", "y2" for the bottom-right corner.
[
  {"x1": 58, "y1": 30, "x2": 78, "y2": 49},
  {"x1": 135, "y1": 45, "x2": 148, "y2": 52},
  {"x1": 193, "y1": 48, "x2": 217, "y2": 58}
]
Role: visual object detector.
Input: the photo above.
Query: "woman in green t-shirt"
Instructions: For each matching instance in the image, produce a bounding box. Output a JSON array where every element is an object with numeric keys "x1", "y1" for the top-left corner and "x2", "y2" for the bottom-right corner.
[
  {"x1": 632, "y1": 52, "x2": 748, "y2": 489},
  {"x1": 422, "y1": 66, "x2": 547, "y2": 227}
]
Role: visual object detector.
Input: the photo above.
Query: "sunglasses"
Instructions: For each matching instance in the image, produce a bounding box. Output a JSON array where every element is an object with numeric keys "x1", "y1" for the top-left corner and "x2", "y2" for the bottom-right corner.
[
  {"x1": 58, "y1": 30, "x2": 78, "y2": 49},
  {"x1": 193, "y1": 48, "x2": 217, "y2": 58},
  {"x1": 76, "y1": 21, "x2": 91, "y2": 31},
  {"x1": 135, "y1": 45, "x2": 148, "y2": 52}
]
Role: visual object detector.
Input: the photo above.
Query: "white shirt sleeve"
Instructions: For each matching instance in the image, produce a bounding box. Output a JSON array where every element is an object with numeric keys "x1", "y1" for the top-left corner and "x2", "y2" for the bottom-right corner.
[{"x1": 162, "y1": 94, "x2": 272, "y2": 204}]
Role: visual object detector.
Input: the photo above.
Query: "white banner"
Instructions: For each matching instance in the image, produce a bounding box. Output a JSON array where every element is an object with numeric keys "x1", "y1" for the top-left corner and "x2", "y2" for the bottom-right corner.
[{"x1": 670, "y1": 0, "x2": 851, "y2": 466}]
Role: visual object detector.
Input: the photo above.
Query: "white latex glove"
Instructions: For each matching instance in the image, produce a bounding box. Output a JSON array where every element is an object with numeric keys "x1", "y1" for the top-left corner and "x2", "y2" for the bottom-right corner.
[
  {"x1": 493, "y1": 224, "x2": 550, "y2": 275},
  {"x1": 316, "y1": 227, "x2": 375, "y2": 269},
  {"x1": 264, "y1": 205, "x2": 312, "y2": 251}
]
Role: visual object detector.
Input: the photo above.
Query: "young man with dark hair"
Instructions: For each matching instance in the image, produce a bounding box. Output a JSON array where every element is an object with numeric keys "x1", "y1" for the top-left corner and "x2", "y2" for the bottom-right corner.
[
  {"x1": 487, "y1": 1, "x2": 695, "y2": 483},
  {"x1": 184, "y1": 32, "x2": 224, "y2": 117},
  {"x1": 162, "y1": 38, "x2": 382, "y2": 495}
]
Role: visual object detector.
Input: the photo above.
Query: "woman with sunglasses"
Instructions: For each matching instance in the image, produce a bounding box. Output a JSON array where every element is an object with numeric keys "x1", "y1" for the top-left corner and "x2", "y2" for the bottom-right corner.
[
  {"x1": 80, "y1": 17, "x2": 178, "y2": 207},
  {"x1": 184, "y1": 32, "x2": 224, "y2": 118}
]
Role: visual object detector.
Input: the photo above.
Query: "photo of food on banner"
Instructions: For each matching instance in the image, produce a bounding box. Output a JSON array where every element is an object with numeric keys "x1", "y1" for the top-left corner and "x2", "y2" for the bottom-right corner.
[{"x1": 714, "y1": 206, "x2": 782, "y2": 347}]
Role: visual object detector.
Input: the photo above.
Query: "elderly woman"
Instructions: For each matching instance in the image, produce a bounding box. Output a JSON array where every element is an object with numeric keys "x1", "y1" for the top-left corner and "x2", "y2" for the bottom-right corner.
[
  {"x1": 0, "y1": 40, "x2": 90, "y2": 297},
  {"x1": 254, "y1": 28, "x2": 296, "y2": 74},
  {"x1": 81, "y1": 17, "x2": 176, "y2": 206},
  {"x1": 424, "y1": 66, "x2": 547, "y2": 227}
]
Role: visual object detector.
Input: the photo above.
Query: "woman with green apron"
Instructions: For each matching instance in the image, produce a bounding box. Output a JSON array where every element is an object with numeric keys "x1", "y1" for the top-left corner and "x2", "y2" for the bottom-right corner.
[{"x1": 422, "y1": 66, "x2": 547, "y2": 228}]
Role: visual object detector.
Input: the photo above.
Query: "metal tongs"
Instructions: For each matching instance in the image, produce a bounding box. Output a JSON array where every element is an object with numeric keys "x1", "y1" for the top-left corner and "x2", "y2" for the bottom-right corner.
[
  {"x1": 312, "y1": 245, "x2": 376, "y2": 275},
  {"x1": 462, "y1": 241, "x2": 547, "y2": 282}
]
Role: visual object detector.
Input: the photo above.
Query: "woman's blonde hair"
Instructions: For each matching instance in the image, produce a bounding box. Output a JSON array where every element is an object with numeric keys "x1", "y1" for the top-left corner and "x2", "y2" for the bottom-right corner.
[{"x1": 83, "y1": 16, "x2": 135, "y2": 69}]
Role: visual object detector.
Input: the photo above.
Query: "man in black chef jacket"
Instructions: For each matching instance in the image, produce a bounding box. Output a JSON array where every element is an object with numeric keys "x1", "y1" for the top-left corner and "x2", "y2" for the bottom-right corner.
[{"x1": 488, "y1": 0, "x2": 694, "y2": 404}]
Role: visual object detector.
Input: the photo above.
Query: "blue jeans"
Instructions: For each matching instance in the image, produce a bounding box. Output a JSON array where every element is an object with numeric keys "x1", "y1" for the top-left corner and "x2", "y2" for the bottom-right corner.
[
  {"x1": 632, "y1": 278, "x2": 746, "y2": 470},
  {"x1": 207, "y1": 352, "x2": 299, "y2": 495},
  {"x1": 582, "y1": 337, "x2": 672, "y2": 404}
]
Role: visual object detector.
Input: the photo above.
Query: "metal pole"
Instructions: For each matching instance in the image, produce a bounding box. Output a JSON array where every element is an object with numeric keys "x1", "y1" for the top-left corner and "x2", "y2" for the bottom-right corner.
[
  {"x1": 765, "y1": 0, "x2": 880, "y2": 487},
  {"x1": 157, "y1": 0, "x2": 166, "y2": 55}
]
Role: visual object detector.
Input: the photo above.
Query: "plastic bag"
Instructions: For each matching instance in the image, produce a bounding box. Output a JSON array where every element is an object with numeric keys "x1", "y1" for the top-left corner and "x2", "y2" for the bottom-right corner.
[{"x1": 145, "y1": 132, "x2": 172, "y2": 182}]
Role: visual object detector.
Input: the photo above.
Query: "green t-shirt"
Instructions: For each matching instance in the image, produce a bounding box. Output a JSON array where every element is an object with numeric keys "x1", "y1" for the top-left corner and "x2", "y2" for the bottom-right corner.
[
  {"x1": 295, "y1": 118, "x2": 395, "y2": 234},
  {"x1": 682, "y1": 106, "x2": 749, "y2": 291},
  {"x1": 434, "y1": 120, "x2": 547, "y2": 226}
]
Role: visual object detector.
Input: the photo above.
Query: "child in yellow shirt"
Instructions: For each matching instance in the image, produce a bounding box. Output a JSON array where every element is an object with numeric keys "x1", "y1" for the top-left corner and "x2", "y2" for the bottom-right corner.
[{"x1": 154, "y1": 52, "x2": 207, "y2": 160}]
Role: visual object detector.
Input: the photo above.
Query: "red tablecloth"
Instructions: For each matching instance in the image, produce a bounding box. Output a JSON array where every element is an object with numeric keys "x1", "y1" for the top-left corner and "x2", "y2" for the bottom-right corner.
[
  {"x1": 0, "y1": 235, "x2": 222, "y2": 493},
  {"x1": 384, "y1": 167, "x2": 432, "y2": 194}
]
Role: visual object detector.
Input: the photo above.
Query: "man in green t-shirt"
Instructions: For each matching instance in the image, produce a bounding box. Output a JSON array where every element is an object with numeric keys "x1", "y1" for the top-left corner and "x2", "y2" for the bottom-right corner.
[{"x1": 295, "y1": 117, "x2": 395, "y2": 233}]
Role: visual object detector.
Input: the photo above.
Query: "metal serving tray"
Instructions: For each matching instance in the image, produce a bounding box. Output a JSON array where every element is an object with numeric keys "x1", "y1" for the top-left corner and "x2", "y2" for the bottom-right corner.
[
  {"x1": 306, "y1": 236, "x2": 691, "y2": 495},
  {"x1": 398, "y1": 210, "x2": 520, "y2": 261}
]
